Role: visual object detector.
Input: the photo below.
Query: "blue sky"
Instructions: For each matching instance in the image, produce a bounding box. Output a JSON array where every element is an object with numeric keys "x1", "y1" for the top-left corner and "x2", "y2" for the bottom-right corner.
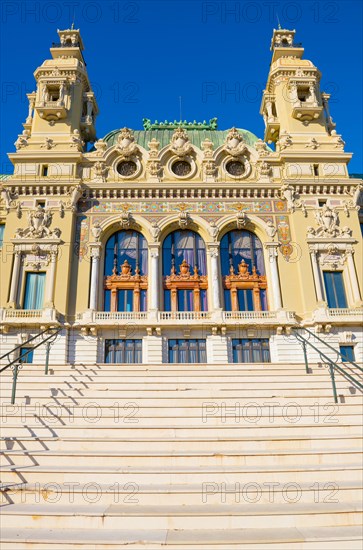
[{"x1": 1, "y1": 0, "x2": 362, "y2": 173}]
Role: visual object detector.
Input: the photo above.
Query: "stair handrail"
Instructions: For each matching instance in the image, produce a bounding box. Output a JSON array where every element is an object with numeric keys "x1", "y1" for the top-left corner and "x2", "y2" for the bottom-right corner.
[
  {"x1": 0, "y1": 326, "x2": 62, "y2": 404},
  {"x1": 292, "y1": 330, "x2": 363, "y2": 403},
  {"x1": 296, "y1": 326, "x2": 363, "y2": 372},
  {"x1": 0, "y1": 326, "x2": 55, "y2": 361}
]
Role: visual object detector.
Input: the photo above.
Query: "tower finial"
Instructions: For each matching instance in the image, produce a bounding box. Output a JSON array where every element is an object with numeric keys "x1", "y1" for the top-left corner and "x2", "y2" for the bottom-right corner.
[{"x1": 277, "y1": 14, "x2": 282, "y2": 30}]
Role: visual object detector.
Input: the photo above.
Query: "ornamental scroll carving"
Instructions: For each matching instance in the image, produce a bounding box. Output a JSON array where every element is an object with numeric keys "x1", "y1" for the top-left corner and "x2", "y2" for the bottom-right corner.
[
  {"x1": 14, "y1": 205, "x2": 61, "y2": 239},
  {"x1": 307, "y1": 205, "x2": 352, "y2": 238}
]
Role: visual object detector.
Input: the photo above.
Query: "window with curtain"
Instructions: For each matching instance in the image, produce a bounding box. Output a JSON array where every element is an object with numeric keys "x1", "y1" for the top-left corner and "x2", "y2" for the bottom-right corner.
[
  {"x1": 232, "y1": 339, "x2": 270, "y2": 363},
  {"x1": 104, "y1": 230, "x2": 148, "y2": 312},
  {"x1": 323, "y1": 272, "x2": 347, "y2": 308},
  {"x1": 163, "y1": 230, "x2": 208, "y2": 312},
  {"x1": 221, "y1": 230, "x2": 265, "y2": 276},
  {"x1": 19, "y1": 347, "x2": 34, "y2": 364},
  {"x1": 0, "y1": 224, "x2": 4, "y2": 247},
  {"x1": 23, "y1": 272, "x2": 46, "y2": 309},
  {"x1": 339, "y1": 345, "x2": 355, "y2": 362},
  {"x1": 105, "y1": 339, "x2": 142, "y2": 363},
  {"x1": 168, "y1": 339, "x2": 207, "y2": 364},
  {"x1": 221, "y1": 230, "x2": 267, "y2": 311},
  {"x1": 163, "y1": 230, "x2": 206, "y2": 275}
]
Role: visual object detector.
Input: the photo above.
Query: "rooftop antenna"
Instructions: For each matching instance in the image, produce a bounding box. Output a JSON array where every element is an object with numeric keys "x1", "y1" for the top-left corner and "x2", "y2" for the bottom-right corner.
[
  {"x1": 277, "y1": 14, "x2": 282, "y2": 30},
  {"x1": 71, "y1": 7, "x2": 75, "y2": 29},
  {"x1": 179, "y1": 96, "x2": 182, "y2": 123}
]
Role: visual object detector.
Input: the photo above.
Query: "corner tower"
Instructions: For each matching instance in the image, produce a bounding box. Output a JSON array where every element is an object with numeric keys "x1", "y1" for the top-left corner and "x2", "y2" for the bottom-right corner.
[
  {"x1": 260, "y1": 28, "x2": 351, "y2": 178},
  {"x1": 10, "y1": 28, "x2": 98, "y2": 180}
]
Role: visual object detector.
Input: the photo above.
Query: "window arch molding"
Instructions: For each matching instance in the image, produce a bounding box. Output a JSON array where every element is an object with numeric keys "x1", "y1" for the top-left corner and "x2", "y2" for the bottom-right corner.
[
  {"x1": 214, "y1": 213, "x2": 272, "y2": 245},
  {"x1": 92, "y1": 214, "x2": 154, "y2": 246},
  {"x1": 156, "y1": 214, "x2": 212, "y2": 246}
]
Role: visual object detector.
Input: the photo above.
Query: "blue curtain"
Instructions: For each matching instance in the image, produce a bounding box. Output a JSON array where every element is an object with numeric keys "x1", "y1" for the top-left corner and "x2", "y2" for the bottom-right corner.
[
  {"x1": 163, "y1": 230, "x2": 207, "y2": 275},
  {"x1": 323, "y1": 272, "x2": 347, "y2": 308},
  {"x1": 105, "y1": 230, "x2": 148, "y2": 276},
  {"x1": 221, "y1": 230, "x2": 265, "y2": 276},
  {"x1": 23, "y1": 272, "x2": 45, "y2": 309},
  {"x1": 0, "y1": 224, "x2": 4, "y2": 247}
]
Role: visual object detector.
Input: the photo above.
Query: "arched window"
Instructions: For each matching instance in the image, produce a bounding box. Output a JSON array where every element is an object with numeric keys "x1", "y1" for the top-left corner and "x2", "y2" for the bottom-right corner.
[
  {"x1": 104, "y1": 230, "x2": 148, "y2": 312},
  {"x1": 162, "y1": 230, "x2": 208, "y2": 312},
  {"x1": 221, "y1": 230, "x2": 267, "y2": 311}
]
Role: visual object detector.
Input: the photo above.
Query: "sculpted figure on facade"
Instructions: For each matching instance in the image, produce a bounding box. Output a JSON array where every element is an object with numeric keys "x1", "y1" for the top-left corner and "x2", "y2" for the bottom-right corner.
[
  {"x1": 208, "y1": 221, "x2": 219, "y2": 241},
  {"x1": 89, "y1": 139, "x2": 107, "y2": 157},
  {"x1": 224, "y1": 128, "x2": 247, "y2": 157},
  {"x1": 67, "y1": 184, "x2": 83, "y2": 211},
  {"x1": 305, "y1": 137, "x2": 319, "y2": 149},
  {"x1": 178, "y1": 210, "x2": 190, "y2": 229},
  {"x1": 93, "y1": 161, "x2": 108, "y2": 183},
  {"x1": 278, "y1": 130, "x2": 293, "y2": 151},
  {"x1": 170, "y1": 127, "x2": 193, "y2": 157},
  {"x1": 70, "y1": 129, "x2": 84, "y2": 151},
  {"x1": 266, "y1": 220, "x2": 277, "y2": 240},
  {"x1": 1, "y1": 187, "x2": 14, "y2": 212},
  {"x1": 254, "y1": 139, "x2": 270, "y2": 157},
  {"x1": 236, "y1": 211, "x2": 248, "y2": 229},
  {"x1": 151, "y1": 221, "x2": 161, "y2": 242},
  {"x1": 15, "y1": 205, "x2": 61, "y2": 239},
  {"x1": 120, "y1": 211, "x2": 131, "y2": 229},
  {"x1": 91, "y1": 222, "x2": 102, "y2": 242},
  {"x1": 14, "y1": 131, "x2": 29, "y2": 150},
  {"x1": 40, "y1": 137, "x2": 54, "y2": 149},
  {"x1": 280, "y1": 183, "x2": 297, "y2": 212},
  {"x1": 307, "y1": 204, "x2": 352, "y2": 238},
  {"x1": 116, "y1": 128, "x2": 139, "y2": 158}
]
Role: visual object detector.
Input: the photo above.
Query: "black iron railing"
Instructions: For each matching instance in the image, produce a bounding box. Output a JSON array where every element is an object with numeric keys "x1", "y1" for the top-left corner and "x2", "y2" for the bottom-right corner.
[
  {"x1": 0, "y1": 327, "x2": 62, "y2": 404},
  {"x1": 292, "y1": 327, "x2": 363, "y2": 403}
]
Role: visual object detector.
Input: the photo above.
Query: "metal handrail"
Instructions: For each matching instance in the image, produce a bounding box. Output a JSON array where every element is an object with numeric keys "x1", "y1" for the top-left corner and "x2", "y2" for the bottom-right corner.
[
  {"x1": 297, "y1": 326, "x2": 363, "y2": 372},
  {"x1": 292, "y1": 330, "x2": 363, "y2": 403},
  {"x1": 0, "y1": 327, "x2": 62, "y2": 404},
  {"x1": 0, "y1": 327, "x2": 54, "y2": 361}
]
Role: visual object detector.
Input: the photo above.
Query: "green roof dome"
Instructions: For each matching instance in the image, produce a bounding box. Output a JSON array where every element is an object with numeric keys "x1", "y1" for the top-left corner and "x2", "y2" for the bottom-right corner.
[{"x1": 101, "y1": 120, "x2": 262, "y2": 151}]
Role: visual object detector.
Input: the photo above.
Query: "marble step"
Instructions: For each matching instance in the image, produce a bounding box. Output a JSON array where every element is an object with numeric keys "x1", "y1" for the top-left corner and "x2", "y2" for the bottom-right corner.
[
  {"x1": 1, "y1": 502, "x2": 362, "y2": 530},
  {"x1": 1, "y1": 462, "x2": 362, "y2": 484},
  {"x1": 1, "y1": 525, "x2": 362, "y2": 549},
  {"x1": 1, "y1": 448, "x2": 362, "y2": 469},
  {"x1": 2, "y1": 434, "x2": 362, "y2": 452},
  {"x1": 2, "y1": 479, "x2": 361, "y2": 506}
]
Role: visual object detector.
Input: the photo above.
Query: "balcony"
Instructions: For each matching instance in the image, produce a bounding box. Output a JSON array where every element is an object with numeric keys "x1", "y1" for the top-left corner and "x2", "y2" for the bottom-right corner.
[
  {"x1": 0, "y1": 308, "x2": 59, "y2": 328},
  {"x1": 291, "y1": 101, "x2": 323, "y2": 122},
  {"x1": 74, "y1": 309, "x2": 296, "y2": 329},
  {"x1": 313, "y1": 307, "x2": 363, "y2": 326},
  {"x1": 35, "y1": 101, "x2": 67, "y2": 121}
]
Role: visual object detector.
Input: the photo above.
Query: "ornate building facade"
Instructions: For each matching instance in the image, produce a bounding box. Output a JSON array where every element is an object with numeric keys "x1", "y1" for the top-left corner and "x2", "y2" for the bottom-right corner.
[{"x1": 0, "y1": 27, "x2": 362, "y2": 366}]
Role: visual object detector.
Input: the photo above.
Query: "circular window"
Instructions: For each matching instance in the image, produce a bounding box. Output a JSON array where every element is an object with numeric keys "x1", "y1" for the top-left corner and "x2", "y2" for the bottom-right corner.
[
  {"x1": 117, "y1": 161, "x2": 137, "y2": 177},
  {"x1": 171, "y1": 160, "x2": 192, "y2": 177},
  {"x1": 226, "y1": 160, "x2": 245, "y2": 176}
]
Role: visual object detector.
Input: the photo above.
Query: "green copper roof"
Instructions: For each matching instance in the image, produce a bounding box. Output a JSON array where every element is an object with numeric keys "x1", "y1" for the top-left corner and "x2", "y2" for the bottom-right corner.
[{"x1": 102, "y1": 127, "x2": 261, "y2": 151}]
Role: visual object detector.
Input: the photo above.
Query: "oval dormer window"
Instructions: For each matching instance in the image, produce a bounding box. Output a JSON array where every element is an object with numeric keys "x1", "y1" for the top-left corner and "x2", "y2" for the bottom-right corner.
[{"x1": 117, "y1": 161, "x2": 137, "y2": 177}]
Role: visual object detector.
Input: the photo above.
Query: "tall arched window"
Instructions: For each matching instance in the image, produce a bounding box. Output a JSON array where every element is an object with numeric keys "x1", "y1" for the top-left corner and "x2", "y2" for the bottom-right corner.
[
  {"x1": 221, "y1": 230, "x2": 267, "y2": 311},
  {"x1": 162, "y1": 230, "x2": 208, "y2": 311},
  {"x1": 104, "y1": 230, "x2": 148, "y2": 312}
]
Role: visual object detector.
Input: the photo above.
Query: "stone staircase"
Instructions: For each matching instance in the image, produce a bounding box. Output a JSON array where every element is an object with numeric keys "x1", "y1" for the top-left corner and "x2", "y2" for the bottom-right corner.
[{"x1": 1, "y1": 362, "x2": 362, "y2": 549}]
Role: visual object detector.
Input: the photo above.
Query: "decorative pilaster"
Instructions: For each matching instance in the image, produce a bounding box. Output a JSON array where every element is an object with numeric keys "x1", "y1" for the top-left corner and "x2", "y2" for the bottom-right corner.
[
  {"x1": 309, "y1": 247, "x2": 324, "y2": 303},
  {"x1": 8, "y1": 251, "x2": 22, "y2": 308},
  {"x1": 346, "y1": 247, "x2": 362, "y2": 305},
  {"x1": 209, "y1": 245, "x2": 221, "y2": 310},
  {"x1": 89, "y1": 244, "x2": 101, "y2": 311},
  {"x1": 149, "y1": 247, "x2": 160, "y2": 311},
  {"x1": 44, "y1": 250, "x2": 58, "y2": 308},
  {"x1": 265, "y1": 243, "x2": 282, "y2": 310}
]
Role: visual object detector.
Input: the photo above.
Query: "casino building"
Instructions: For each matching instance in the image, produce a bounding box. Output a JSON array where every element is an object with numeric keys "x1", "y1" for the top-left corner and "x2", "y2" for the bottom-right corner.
[{"x1": 0, "y1": 27, "x2": 362, "y2": 366}]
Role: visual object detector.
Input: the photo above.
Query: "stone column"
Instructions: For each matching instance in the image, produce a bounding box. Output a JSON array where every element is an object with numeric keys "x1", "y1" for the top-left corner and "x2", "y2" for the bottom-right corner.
[
  {"x1": 8, "y1": 250, "x2": 22, "y2": 308},
  {"x1": 89, "y1": 245, "x2": 101, "y2": 311},
  {"x1": 265, "y1": 243, "x2": 282, "y2": 310},
  {"x1": 346, "y1": 248, "x2": 361, "y2": 304},
  {"x1": 309, "y1": 247, "x2": 324, "y2": 302},
  {"x1": 44, "y1": 250, "x2": 57, "y2": 308},
  {"x1": 209, "y1": 246, "x2": 221, "y2": 310},
  {"x1": 149, "y1": 247, "x2": 160, "y2": 311}
]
